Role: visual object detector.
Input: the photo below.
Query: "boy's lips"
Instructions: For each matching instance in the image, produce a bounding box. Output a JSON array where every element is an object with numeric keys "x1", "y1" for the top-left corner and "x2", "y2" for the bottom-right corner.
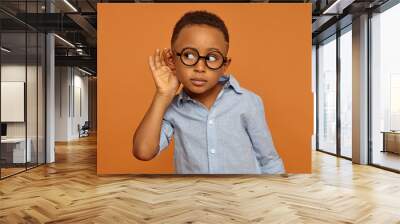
[{"x1": 190, "y1": 78, "x2": 207, "y2": 86}]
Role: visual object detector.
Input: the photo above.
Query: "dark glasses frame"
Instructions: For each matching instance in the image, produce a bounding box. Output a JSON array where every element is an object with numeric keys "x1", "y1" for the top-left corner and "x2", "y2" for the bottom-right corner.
[{"x1": 173, "y1": 47, "x2": 228, "y2": 70}]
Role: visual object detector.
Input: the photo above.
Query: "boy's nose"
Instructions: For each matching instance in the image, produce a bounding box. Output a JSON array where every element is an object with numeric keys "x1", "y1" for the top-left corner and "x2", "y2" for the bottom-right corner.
[{"x1": 194, "y1": 58, "x2": 206, "y2": 73}]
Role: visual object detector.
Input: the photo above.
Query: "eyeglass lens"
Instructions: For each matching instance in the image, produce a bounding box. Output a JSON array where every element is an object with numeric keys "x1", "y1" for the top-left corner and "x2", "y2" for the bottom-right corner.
[{"x1": 180, "y1": 48, "x2": 225, "y2": 69}]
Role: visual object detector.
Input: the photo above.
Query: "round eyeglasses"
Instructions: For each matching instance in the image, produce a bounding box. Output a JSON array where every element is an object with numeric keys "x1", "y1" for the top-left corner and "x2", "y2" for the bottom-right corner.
[{"x1": 174, "y1": 47, "x2": 227, "y2": 70}]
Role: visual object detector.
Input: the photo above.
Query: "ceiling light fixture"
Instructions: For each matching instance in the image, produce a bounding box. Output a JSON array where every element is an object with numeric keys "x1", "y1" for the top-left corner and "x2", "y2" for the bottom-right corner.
[
  {"x1": 1, "y1": 47, "x2": 11, "y2": 53},
  {"x1": 63, "y1": 0, "x2": 78, "y2": 12},
  {"x1": 78, "y1": 67, "x2": 93, "y2": 76},
  {"x1": 54, "y1": 34, "x2": 75, "y2": 48},
  {"x1": 322, "y1": 0, "x2": 353, "y2": 15}
]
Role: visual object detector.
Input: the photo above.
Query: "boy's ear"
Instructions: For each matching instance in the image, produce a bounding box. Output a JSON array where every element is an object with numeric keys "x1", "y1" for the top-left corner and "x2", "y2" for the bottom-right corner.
[
  {"x1": 223, "y1": 57, "x2": 231, "y2": 71},
  {"x1": 226, "y1": 58, "x2": 231, "y2": 66},
  {"x1": 164, "y1": 48, "x2": 176, "y2": 71}
]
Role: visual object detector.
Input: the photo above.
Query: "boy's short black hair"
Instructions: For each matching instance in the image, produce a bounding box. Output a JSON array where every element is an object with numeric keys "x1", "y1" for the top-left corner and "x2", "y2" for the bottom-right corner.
[{"x1": 171, "y1": 10, "x2": 229, "y2": 47}]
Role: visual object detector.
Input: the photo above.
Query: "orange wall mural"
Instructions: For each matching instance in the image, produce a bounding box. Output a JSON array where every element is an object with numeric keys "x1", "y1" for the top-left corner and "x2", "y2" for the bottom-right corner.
[{"x1": 97, "y1": 3, "x2": 312, "y2": 174}]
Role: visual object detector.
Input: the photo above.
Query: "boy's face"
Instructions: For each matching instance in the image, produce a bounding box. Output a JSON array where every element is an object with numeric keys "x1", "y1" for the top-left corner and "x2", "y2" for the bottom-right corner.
[{"x1": 169, "y1": 25, "x2": 230, "y2": 95}]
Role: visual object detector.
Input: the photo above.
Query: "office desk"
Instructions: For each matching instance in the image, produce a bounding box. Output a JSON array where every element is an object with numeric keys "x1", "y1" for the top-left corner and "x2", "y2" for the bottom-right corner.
[
  {"x1": 381, "y1": 131, "x2": 400, "y2": 154},
  {"x1": 1, "y1": 138, "x2": 32, "y2": 164}
]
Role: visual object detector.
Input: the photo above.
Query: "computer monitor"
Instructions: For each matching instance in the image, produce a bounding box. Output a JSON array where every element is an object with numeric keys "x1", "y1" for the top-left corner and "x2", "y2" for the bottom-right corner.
[{"x1": 1, "y1": 123, "x2": 7, "y2": 137}]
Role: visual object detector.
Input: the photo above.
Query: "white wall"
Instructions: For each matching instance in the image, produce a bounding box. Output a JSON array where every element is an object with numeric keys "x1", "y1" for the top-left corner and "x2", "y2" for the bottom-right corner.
[
  {"x1": 55, "y1": 66, "x2": 69, "y2": 141},
  {"x1": 55, "y1": 67, "x2": 89, "y2": 141},
  {"x1": 72, "y1": 72, "x2": 89, "y2": 138}
]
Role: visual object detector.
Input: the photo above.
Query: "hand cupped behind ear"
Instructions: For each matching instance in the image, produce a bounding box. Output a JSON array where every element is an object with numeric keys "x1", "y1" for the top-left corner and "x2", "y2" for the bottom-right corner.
[{"x1": 163, "y1": 48, "x2": 176, "y2": 71}]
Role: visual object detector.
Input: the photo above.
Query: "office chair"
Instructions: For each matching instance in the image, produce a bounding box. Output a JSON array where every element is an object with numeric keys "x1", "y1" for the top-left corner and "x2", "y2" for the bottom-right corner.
[{"x1": 79, "y1": 121, "x2": 90, "y2": 138}]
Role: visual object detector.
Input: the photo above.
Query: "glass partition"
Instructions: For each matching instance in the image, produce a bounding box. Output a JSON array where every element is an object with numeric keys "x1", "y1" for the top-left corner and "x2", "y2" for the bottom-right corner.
[
  {"x1": 1, "y1": 30, "x2": 28, "y2": 177},
  {"x1": 317, "y1": 35, "x2": 337, "y2": 155},
  {"x1": 0, "y1": 1, "x2": 46, "y2": 179}
]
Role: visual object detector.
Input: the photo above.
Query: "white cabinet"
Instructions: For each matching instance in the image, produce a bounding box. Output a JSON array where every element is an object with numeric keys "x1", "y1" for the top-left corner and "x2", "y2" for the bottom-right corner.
[{"x1": 1, "y1": 138, "x2": 32, "y2": 163}]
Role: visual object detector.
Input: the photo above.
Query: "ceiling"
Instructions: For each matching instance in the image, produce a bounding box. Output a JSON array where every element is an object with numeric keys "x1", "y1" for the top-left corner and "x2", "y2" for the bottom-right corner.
[{"x1": 0, "y1": 0, "x2": 393, "y2": 75}]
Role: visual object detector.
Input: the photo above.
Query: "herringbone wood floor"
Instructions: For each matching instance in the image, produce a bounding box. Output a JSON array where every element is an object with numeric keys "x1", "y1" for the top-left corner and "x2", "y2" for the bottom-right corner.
[{"x1": 1, "y1": 134, "x2": 400, "y2": 224}]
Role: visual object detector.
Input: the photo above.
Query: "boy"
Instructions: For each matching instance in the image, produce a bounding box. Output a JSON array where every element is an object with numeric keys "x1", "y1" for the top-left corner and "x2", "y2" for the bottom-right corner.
[{"x1": 132, "y1": 10, "x2": 285, "y2": 174}]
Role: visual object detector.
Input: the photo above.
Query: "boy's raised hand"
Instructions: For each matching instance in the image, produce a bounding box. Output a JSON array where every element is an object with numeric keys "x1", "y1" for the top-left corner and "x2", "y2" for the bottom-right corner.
[{"x1": 149, "y1": 48, "x2": 180, "y2": 99}]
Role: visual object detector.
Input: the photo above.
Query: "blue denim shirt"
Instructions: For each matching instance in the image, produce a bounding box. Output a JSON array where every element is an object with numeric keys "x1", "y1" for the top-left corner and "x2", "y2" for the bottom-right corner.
[{"x1": 158, "y1": 74, "x2": 285, "y2": 174}]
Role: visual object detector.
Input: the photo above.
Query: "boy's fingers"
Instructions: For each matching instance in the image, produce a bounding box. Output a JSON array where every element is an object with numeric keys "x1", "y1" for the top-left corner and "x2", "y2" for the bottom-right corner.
[
  {"x1": 160, "y1": 49, "x2": 166, "y2": 66},
  {"x1": 154, "y1": 48, "x2": 161, "y2": 69},
  {"x1": 148, "y1": 55, "x2": 155, "y2": 71},
  {"x1": 152, "y1": 49, "x2": 158, "y2": 69}
]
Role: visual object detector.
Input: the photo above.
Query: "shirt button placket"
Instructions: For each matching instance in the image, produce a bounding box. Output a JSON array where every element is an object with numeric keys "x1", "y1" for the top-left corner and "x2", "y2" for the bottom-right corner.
[{"x1": 207, "y1": 114, "x2": 217, "y2": 173}]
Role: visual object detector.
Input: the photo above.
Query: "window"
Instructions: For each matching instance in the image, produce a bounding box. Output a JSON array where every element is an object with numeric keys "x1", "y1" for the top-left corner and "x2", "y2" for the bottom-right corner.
[
  {"x1": 339, "y1": 27, "x2": 352, "y2": 158},
  {"x1": 317, "y1": 35, "x2": 337, "y2": 154},
  {"x1": 371, "y1": 2, "x2": 400, "y2": 171}
]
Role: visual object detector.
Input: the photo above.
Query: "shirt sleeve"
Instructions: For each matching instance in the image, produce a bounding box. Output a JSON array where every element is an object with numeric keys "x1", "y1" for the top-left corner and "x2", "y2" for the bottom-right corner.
[
  {"x1": 245, "y1": 95, "x2": 286, "y2": 174},
  {"x1": 157, "y1": 118, "x2": 174, "y2": 156}
]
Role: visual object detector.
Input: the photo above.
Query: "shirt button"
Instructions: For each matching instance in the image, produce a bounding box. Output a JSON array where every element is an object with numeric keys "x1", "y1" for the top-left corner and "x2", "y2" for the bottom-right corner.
[
  {"x1": 210, "y1": 149, "x2": 216, "y2": 154},
  {"x1": 208, "y1": 120, "x2": 213, "y2": 125}
]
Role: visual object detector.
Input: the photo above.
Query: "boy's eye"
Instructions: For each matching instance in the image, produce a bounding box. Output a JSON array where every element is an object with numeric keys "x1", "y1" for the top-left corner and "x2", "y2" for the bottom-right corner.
[
  {"x1": 206, "y1": 54, "x2": 218, "y2": 62},
  {"x1": 183, "y1": 52, "x2": 196, "y2": 60}
]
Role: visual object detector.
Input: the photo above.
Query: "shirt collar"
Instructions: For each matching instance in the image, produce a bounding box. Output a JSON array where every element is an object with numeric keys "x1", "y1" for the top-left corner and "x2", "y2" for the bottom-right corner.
[
  {"x1": 220, "y1": 74, "x2": 243, "y2": 94},
  {"x1": 177, "y1": 74, "x2": 243, "y2": 106}
]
